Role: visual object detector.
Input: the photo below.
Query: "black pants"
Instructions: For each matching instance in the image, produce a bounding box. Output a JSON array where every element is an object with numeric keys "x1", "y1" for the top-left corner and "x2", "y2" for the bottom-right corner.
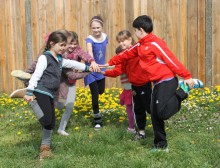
[
  {"x1": 89, "y1": 78, "x2": 105, "y2": 124},
  {"x1": 35, "y1": 92, "x2": 55, "y2": 130},
  {"x1": 132, "y1": 82, "x2": 152, "y2": 130},
  {"x1": 151, "y1": 77, "x2": 181, "y2": 148}
]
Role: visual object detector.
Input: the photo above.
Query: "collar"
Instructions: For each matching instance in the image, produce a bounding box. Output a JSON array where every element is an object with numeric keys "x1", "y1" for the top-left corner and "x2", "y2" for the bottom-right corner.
[{"x1": 138, "y1": 33, "x2": 155, "y2": 44}]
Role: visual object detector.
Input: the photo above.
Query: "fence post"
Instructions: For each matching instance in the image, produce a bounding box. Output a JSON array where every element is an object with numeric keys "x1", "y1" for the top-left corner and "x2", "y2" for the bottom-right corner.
[
  {"x1": 205, "y1": 0, "x2": 212, "y2": 86},
  {"x1": 25, "y1": 0, "x2": 32, "y2": 66}
]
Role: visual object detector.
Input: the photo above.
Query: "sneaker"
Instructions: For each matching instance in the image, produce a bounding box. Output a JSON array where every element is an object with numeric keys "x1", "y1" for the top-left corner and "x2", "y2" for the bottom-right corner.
[
  {"x1": 127, "y1": 128, "x2": 136, "y2": 134},
  {"x1": 179, "y1": 79, "x2": 190, "y2": 93},
  {"x1": 57, "y1": 130, "x2": 69, "y2": 136},
  {"x1": 39, "y1": 145, "x2": 54, "y2": 160},
  {"x1": 151, "y1": 146, "x2": 169, "y2": 153},
  {"x1": 132, "y1": 132, "x2": 146, "y2": 141},
  {"x1": 193, "y1": 79, "x2": 204, "y2": 88},
  {"x1": 179, "y1": 78, "x2": 204, "y2": 93},
  {"x1": 11, "y1": 70, "x2": 31, "y2": 80},
  {"x1": 94, "y1": 124, "x2": 102, "y2": 131}
]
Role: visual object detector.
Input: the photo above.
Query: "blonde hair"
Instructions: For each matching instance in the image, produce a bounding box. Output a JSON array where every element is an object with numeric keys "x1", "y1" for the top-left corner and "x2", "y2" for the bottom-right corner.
[{"x1": 116, "y1": 30, "x2": 135, "y2": 45}]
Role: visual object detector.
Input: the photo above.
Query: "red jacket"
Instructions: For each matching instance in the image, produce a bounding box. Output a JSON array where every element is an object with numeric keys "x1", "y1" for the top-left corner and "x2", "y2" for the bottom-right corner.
[
  {"x1": 105, "y1": 56, "x2": 149, "y2": 86},
  {"x1": 108, "y1": 33, "x2": 191, "y2": 83}
]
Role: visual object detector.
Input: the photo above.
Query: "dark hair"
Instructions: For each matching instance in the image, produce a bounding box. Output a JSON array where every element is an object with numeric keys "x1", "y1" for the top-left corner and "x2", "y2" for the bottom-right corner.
[
  {"x1": 69, "y1": 31, "x2": 79, "y2": 44},
  {"x1": 115, "y1": 46, "x2": 124, "y2": 54},
  {"x1": 44, "y1": 31, "x2": 67, "y2": 52},
  {"x1": 90, "y1": 15, "x2": 104, "y2": 27},
  {"x1": 132, "y1": 15, "x2": 153, "y2": 33},
  {"x1": 116, "y1": 30, "x2": 135, "y2": 45}
]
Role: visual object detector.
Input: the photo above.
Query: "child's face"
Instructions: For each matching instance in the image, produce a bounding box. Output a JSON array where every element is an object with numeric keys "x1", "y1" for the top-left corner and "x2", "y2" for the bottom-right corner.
[
  {"x1": 67, "y1": 41, "x2": 78, "y2": 53},
  {"x1": 118, "y1": 37, "x2": 132, "y2": 50},
  {"x1": 91, "y1": 21, "x2": 103, "y2": 37},
  {"x1": 134, "y1": 28, "x2": 142, "y2": 40},
  {"x1": 51, "y1": 41, "x2": 67, "y2": 55}
]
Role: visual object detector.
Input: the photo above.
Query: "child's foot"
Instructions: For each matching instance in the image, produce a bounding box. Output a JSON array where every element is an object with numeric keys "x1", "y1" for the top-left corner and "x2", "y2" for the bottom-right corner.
[
  {"x1": 179, "y1": 78, "x2": 204, "y2": 93},
  {"x1": 57, "y1": 130, "x2": 69, "y2": 136},
  {"x1": 11, "y1": 70, "x2": 31, "y2": 80},
  {"x1": 132, "y1": 132, "x2": 146, "y2": 141},
  {"x1": 193, "y1": 79, "x2": 204, "y2": 88},
  {"x1": 127, "y1": 127, "x2": 136, "y2": 134},
  {"x1": 151, "y1": 146, "x2": 169, "y2": 153},
  {"x1": 94, "y1": 124, "x2": 102, "y2": 131},
  {"x1": 39, "y1": 145, "x2": 54, "y2": 160}
]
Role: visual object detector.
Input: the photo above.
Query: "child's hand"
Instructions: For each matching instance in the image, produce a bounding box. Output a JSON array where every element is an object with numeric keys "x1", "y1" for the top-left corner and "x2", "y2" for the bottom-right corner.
[
  {"x1": 184, "y1": 78, "x2": 194, "y2": 89},
  {"x1": 99, "y1": 63, "x2": 109, "y2": 68},
  {"x1": 90, "y1": 61, "x2": 100, "y2": 72},
  {"x1": 24, "y1": 95, "x2": 34, "y2": 103}
]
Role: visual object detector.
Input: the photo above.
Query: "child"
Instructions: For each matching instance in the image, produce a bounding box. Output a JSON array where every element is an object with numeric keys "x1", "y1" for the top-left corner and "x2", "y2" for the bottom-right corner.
[
  {"x1": 23, "y1": 31, "x2": 94, "y2": 160},
  {"x1": 57, "y1": 31, "x2": 100, "y2": 136},
  {"x1": 110, "y1": 45, "x2": 135, "y2": 133},
  {"x1": 102, "y1": 15, "x2": 203, "y2": 152},
  {"x1": 102, "y1": 30, "x2": 152, "y2": 138},
  {"x1": 84, "y1": 15, "x2": 108, "y2": 130},
  {"x1": 12, "y1": 30, "x2": 100, "y2": 136}
]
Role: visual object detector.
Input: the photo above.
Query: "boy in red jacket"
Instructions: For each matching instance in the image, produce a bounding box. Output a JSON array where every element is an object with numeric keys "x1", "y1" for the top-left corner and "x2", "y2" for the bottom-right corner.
[{"x1": 102, "y1": 15, "x2": 201, "y2": 152}]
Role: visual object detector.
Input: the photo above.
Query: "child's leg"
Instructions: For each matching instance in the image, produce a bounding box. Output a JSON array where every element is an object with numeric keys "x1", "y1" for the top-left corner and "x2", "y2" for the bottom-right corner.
[
  {"x1": 89, "y1": 81, "x2": 102, "y2": 125},
  {"x1": 58, "y1": 85, "x2": 76, "y2": 134},
  {"x1": 29, "y1": 100, "x2": 44, "y2": 119},
  {"x1": 151, "y1": 77, "x2": 181, "y2": 148},
  {"x1": 126, "y1": 104, "x2": 135, "y2": 129},
  {"x1": 34, "y1": 92, "x2": 55, "y2": 141},
  {"x1": 154, "y1": 77, "x2": 184, "y2": 120},
  {"x1": 33, "y1": 92, "x2": 55, "y2": 159},
  {"x1": 132, "y1": 85, "x2": 147, "y2": 132},
  {"x1": 151, "y1": 87, "x2": 167, "y2": 148}
]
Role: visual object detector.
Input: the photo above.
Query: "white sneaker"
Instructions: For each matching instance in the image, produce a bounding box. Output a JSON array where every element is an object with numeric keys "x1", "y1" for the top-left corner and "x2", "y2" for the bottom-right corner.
[
  {"x1": 94, "y1": 124, "x2": 101, "y2": 131},
  {"x1": 11, "y1": 70, "x2": 31, "y2": 80},
  {"x1": 57, "y1": 130, "x2": 69, "y2": 136},
  {"x1": 127, "y1": 128, "x2": 136, "y2": 134}
]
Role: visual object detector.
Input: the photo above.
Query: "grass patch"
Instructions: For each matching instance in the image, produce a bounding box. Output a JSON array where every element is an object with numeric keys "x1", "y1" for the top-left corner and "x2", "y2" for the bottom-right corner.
[{"x1": 0, "y1": 87, "x2": 219, "y2": 168}]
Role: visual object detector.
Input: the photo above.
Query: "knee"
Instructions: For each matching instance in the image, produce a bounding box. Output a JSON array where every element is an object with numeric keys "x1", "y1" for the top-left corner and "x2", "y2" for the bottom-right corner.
[
  {"x1": 56, "y1": 102, "x2": 65, "y2": 110},
  {"x1": 39, "y1": 116, "x2": 55, "y2": 129}
]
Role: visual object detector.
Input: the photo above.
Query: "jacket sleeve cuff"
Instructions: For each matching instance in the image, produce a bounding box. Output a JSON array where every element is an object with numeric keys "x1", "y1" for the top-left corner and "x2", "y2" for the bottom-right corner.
[
  {"x1": 89, "y1": 59, "x2": 95, "y2": 64},
  {"x1": 26, "y1": 89, "x2": 34, "y2": 96},
  {"x1": 83, "y1": 65, "x2": 90, "y2": 72}
]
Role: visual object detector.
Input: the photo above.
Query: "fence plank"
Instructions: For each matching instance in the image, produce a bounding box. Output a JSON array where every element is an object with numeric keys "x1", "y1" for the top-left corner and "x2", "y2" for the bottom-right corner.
[
  {"x1": 212, "y1": 0, "x2": 220, "y2": 85},
  {"x1": 31, "y1": 0, "x2": 39, "y2": 60},
  {"x1": 187, "y1": 0, "x2": 198, "y2": 77},
  {"x1": 197, "y1": 0, "x2": 206, "y2": 83},
  {"x1": 205, "y1": 0, "x2": 212, "y2": 86},
  {"x1": 0, "y1": 0, "x2": 7, "y2": 91},
  {"x1": 179, "y1": 0, "x2": 187, "y2": 65},
  {"x1": 166, "y1": 0, "x2": 179, "y2": 59},
  {"x1": 46, "y1": 0, "x2": 56, "y2": 32},
  {"x1": 55, "y1": 0, "x2": 64, "y2": 29}
]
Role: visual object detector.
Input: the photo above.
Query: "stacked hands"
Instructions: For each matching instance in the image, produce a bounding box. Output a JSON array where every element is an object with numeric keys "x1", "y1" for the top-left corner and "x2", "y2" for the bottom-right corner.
[
  {"x1": 98, "y1": 63, "x2": 195, "y2": 89},
  {"x1": 90, "y1": 62, "x2": 114, "y2": 72}
]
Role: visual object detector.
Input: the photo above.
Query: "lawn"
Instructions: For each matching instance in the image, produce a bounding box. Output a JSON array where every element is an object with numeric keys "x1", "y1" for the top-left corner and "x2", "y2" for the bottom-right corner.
[{"x1": 0, "y1": 87, "x2": 219, "y2": 168}]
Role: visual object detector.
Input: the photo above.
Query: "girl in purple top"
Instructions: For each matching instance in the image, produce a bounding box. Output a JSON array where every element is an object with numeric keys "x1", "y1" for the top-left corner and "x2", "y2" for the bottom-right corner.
[{"x1": 84, "y1": 15, "x2": 108, "y2": 130}]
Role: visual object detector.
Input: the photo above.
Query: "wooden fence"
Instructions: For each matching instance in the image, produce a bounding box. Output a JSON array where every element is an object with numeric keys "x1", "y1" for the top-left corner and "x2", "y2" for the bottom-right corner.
[{"x1": 0, "y1": 0, "x2": 219, "y2": 94}]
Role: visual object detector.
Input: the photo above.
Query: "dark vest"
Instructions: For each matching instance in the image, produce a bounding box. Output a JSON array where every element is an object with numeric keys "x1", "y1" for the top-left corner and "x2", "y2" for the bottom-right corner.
[{"x1": 36, "y1": 51, "x2": 63, "y2": 97}]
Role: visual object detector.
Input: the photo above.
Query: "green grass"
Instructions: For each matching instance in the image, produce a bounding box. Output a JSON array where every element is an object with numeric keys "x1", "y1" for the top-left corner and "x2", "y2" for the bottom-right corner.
[{"x1": 0, "y1": 87, "x2": 220, "y2": 168}]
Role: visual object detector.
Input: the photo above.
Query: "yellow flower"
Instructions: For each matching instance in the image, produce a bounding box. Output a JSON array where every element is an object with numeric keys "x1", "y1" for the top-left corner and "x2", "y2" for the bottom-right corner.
[
  {"x1": 119, "y1": 116, "x2": 125, "y2": 120},
  {"x1": 74, "y1": 126, "x2": 79, "y2": 131},
  {"x1": 88, "y1": 133, "x2": 93, "y2": 139},
  {"x1": 17, "y1": 131, "x2": 22, "y2": 135},
  {"x1": 119, "y1": 119, "x2": 124, "y2": 123},
  {"x1": 147, "y1": 124, "x2": 152, "y2": 128}
]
